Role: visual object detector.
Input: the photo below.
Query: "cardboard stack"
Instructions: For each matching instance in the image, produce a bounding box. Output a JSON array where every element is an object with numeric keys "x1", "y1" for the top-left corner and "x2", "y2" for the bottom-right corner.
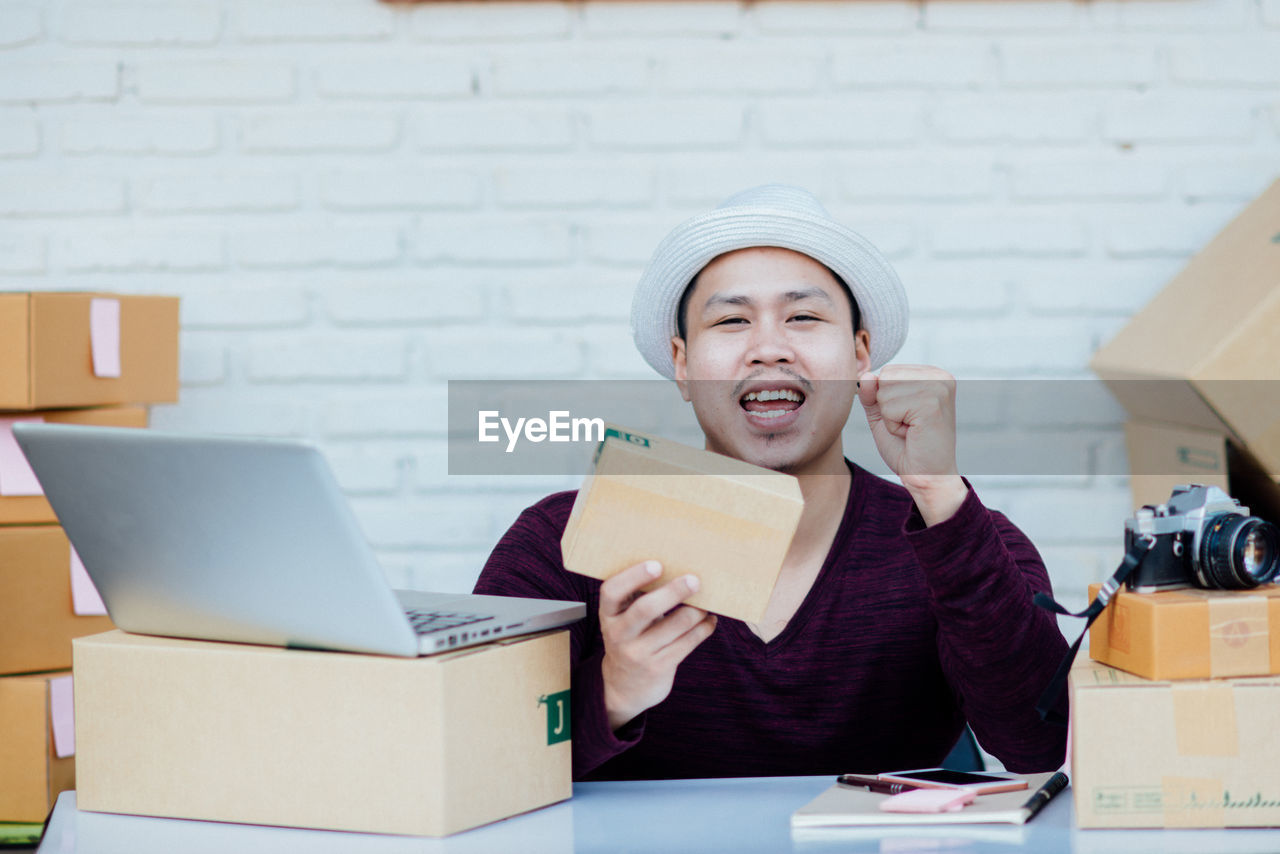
[
  {"x1": 2, "y1": 293, "x2": 575, "y2": 838},
  {"x1": 0, "y1": 292, "x2": 179, "y2": 823},
  {"x1": 1074, "y1": 181, "x2": 1280, "y2": 828}
]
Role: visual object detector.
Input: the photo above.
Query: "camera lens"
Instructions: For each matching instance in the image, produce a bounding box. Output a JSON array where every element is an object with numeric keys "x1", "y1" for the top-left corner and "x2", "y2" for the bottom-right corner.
[{"x1": 1196, "y1": 514, "x2": 1280, "y2": 589}]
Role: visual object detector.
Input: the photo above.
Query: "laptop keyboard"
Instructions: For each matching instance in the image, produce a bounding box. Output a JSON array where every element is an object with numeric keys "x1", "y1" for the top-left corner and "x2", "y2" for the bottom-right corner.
[{"x1": 404, "y1": 610, "x2": 495, "y2": 637}]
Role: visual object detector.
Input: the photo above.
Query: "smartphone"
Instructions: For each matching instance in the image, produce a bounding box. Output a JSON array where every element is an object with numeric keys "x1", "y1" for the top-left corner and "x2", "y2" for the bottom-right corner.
[{"x1": 875, "y1": 768, "x2": 1028, "y2": 795}]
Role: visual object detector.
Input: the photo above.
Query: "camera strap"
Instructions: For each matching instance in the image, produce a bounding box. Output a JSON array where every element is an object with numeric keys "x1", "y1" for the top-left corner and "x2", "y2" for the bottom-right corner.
[{"x1": 1031, "y1": 536, "x2": 1155, "y2": 725}]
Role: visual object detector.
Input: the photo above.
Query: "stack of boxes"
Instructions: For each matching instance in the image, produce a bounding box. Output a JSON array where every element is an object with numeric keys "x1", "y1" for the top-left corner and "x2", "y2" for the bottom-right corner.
[
  {"x1": 0, "y1": 290, "x2": 575, "y2": 838},
  {"x1": 1072, "y1": 181, "x2": 1280, "y2": 827},
  {"x1": 0, "y1": 292, "x2": 179, "y2": 826}
]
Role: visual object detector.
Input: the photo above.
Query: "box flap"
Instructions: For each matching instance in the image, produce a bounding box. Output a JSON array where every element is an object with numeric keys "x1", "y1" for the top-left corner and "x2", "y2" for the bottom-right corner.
[{"x1": 1091, "y1": 179, "x2": 1280, "y2": 381}]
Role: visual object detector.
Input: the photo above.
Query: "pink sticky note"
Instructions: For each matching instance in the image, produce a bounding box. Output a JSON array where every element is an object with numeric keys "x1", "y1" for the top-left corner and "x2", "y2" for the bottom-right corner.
[
  {"x1": 0, "y1": 416, "x2": 45, "y2": 497},
  {"x1": 90, "y1": 297, "x2": 122, "y2": 378},
  {"x1": 70, "y1": 545, "x2": 108, "y2": 616},
  {"x1": 49, "y1": 675, "x2": 75, "y2": 758},
  {"x1": 879, "y1": 788, "x2": 977, "y2": 814}
]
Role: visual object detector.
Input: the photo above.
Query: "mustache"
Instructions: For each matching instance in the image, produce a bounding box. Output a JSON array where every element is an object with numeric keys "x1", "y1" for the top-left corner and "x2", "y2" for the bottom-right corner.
[{"x1": 729, "y1": 368, "x2": 814, "y2": 400}]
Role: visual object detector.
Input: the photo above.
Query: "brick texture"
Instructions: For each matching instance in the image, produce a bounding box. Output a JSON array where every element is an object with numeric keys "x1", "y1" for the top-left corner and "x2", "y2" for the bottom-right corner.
[{"x1": 7, "y1": 0, "x2": 1278, "y2": 598}]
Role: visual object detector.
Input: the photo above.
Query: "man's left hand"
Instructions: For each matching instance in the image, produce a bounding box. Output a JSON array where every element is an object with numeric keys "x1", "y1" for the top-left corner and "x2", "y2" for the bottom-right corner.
[{"x1": 858, "y1": 365, "x2": 968, "y2": 526}]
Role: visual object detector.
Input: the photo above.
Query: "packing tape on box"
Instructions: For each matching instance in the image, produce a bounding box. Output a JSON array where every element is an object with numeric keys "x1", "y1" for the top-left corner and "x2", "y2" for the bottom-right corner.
[
  {"x1": 1194, "y1": 593, "x2": 1270, "y2": 678},
  {"x1": 1161, "y1": 775, "x2": 1226, "y2": 828},
  {"x1": 1171, "y1": 680, "x2": 1238, "y2": 757}
]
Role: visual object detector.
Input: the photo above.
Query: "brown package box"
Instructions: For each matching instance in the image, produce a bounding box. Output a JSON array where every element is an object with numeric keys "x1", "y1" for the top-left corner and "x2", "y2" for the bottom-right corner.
[
  {"x1": 561, "y1": 425, "x2": 803, "y2": 624},
  {"x1": 0, "y1": 671, "x2": 76, "y2": 822},
  {"x1": 1125, "y1": 420, "x2": 1230, "y2": 511},
  {"x1": 0, "y1": 406, "x2": 148, "y2": 525},
  {"x1": 1123, "y1": 420, "x2": 1280, "y2": 525},
  {"x1": 0, "y1": 526, "x2": 113, "y2": 676},
  {"x1": 1071, "y1": 657, "x2": 1280, "y2": 828},
  {"x1": 73, "y1": 629, "x2": 572, "y2": 837},
  {"x1": 1088, "y1": 582, "x2": 1280, "y2": 681},
  {"x1": 0, "y1": 292, "x2": 179, "y2": 410},
  {"x1": 1091, "y1": 178, "x2": 1280, "y2": 473}
]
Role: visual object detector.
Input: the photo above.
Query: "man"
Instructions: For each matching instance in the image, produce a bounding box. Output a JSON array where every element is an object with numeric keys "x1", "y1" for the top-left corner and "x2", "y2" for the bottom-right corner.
[{"x1": 475, "y1": 185, "x2": 1068, "y2": 780}]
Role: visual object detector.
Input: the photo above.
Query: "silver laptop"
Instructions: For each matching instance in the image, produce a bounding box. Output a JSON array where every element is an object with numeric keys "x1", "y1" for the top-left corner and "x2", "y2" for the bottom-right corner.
[{"x1": 13, "y1": 423, "x2": 584, "y2": 657}]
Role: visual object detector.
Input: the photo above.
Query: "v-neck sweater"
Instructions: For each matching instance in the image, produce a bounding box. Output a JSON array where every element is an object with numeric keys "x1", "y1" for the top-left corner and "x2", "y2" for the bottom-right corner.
[{"x1": 474, "y1": 462, "x2": 1069, "y2": 780}]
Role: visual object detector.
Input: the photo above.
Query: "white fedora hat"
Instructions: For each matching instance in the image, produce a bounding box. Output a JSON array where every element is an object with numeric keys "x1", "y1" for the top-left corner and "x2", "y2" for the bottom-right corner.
[{"x1": 630, "y1": 184, "x2": 909, "y2": 380}]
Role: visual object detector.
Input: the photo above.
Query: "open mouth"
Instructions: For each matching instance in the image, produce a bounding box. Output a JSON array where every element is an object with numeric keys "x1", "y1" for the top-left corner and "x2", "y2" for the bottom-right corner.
[{"x1": 740, "y1": 387, "x2": 806, "y2": 423}]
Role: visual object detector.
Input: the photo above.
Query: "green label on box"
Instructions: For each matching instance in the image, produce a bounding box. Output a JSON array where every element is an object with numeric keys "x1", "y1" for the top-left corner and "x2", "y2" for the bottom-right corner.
[
  {"x1": 604, "y1": 427, "x2": 651, "y2": 448},
  {"x1": 539, "y1": 691, "x2": 571, "y2": 745},
  {"x1": 594, "y1": 427, "x2": 651, "y2": 466},
  {"x1": 1176, "y1": 445, "x2": 1221, "y2": 471}
]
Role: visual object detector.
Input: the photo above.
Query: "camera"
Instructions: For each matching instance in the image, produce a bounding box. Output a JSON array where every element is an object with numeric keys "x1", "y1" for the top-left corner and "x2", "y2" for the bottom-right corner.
[{"x1": 1123, "y1": 485, "x2": 1280, "y2": 592}]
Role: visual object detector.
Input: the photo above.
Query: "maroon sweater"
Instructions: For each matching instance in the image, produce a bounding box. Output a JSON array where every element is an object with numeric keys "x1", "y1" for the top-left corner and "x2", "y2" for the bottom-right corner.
[{"x1": 474, "y1": 462, "x2": 1069, "y2": 780}]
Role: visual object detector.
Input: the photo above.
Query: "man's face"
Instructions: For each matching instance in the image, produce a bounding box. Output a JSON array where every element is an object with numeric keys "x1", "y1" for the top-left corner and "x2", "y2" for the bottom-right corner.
[{"x1": 671, "y1": 246, "x2": 871, "y2": 475}]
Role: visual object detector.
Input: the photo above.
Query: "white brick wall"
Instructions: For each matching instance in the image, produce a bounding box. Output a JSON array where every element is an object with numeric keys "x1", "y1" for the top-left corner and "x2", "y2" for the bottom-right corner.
[{"x1": 4, "y1": 0, "x2": 1279, "y2": 604}]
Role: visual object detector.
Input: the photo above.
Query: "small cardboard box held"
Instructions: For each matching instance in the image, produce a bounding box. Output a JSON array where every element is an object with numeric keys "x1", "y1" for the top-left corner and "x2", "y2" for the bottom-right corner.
[
  {"x1": 73, "y1": 629, "x2": 572, "y2": 837},
  {"x1": 1091, "y1": 178, "x2": 1280, "y2": 473},
  {"x1": 0, "y1": 292, "x2": 179, "y2": 410},
  {"x1": 0, "y1": 526, "x2": 113, "y2": 676},
  {"x1": 1088, "y1": 582, "x2": 1280, "y2": 681},
  {"x1": 561, "y1": 426, "x2": 803, "y2": 624},
  {"x1": 0, "y1": 671, "x2": 76, "y2": 822},
  {"x1": 1071, "y1": 657, "x2": 1280, "y2": 828},
  {"x1": 1123, "y1": 420, "x2": 1280, "y2": 525},
  {"x1": 0, "y1": 405, "x2": 148, "y2": 525}
]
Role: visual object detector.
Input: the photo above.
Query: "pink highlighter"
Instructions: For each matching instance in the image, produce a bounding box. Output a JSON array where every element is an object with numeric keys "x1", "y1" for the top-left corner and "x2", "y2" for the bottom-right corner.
[{"x1": 878, "y1": 788, "x2": 978, "y2": 814}]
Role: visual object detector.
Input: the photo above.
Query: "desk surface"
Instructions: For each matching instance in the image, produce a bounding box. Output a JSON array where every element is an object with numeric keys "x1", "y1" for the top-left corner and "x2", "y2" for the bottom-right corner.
[{"x1": 36, "y1": 779, "x2": 1280, "y2": 854}]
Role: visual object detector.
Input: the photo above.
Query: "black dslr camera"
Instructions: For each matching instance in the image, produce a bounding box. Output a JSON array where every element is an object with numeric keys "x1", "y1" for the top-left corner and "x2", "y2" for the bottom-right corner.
[{"x1": 1123, "y1": 485, "x2": 1280, "y2": 592}]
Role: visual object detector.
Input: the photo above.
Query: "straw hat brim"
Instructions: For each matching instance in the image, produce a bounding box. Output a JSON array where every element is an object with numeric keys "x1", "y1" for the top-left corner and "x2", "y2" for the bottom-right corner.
[{"x1": 630, "y1": 206, "x2": 909, "y2": 379}]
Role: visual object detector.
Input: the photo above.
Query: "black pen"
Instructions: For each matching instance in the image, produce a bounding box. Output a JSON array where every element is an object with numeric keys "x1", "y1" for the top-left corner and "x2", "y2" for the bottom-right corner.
[
  {"x1": 836, "y1": 774, "x2": 920, "y2": 795},
  {"x1": 1020, "y1": 772, "x2": 1069, "y2": 822}
]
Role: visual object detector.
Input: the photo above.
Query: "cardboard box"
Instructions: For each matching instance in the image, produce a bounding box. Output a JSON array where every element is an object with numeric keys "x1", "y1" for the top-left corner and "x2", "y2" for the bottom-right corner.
[
  {"x1": 560, "y1": 425, "x2": 804, "y2": 624},
  {"x1": 0, "y1": 405, "x2": 148, "y2": 525},
  {"x1": 1071, "y1": 657, "x2": 1280, "y2": 828},
  {"x1": 1088, "y1": 582, "x2": 1280, "y2": 681},
  {"x1": 0, "y1": 671, "x2": 76, "y2": 822},
  {"x1": 1123, "y1": 420, "x2": 1280, "y2": 524},
  {"x1": 0, "y1": 292, "x2": 179, "y2": 410},
  {"x1": 1091, "y1": 179, "x2": 1280, "y2": 474},
  {"x1": 73, "y1": 629, "x2": 572, "y2": 836},
  {"x1": 0, "y1": 526, "x2": 114, "y2": 676}
]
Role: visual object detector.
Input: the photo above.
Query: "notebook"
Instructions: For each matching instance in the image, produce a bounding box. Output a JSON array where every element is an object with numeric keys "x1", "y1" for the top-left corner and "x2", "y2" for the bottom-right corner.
[
  {"x1": 792, "y1": 771, "x2": 1063, "y2": 829},
  {"x1": 13, "y1": 423, "x2": 585, "y2": 657}
]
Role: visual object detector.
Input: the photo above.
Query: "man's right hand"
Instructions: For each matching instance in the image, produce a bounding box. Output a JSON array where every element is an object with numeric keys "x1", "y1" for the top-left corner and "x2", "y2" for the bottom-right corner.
[{"x1": 598, "y1": 560, "x2": 718, "y2": 732}]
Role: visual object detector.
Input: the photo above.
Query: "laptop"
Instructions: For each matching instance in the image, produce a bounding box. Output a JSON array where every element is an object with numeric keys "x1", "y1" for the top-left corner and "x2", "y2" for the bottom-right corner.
[{"x1": 13, "y1": 423, "x2": 585, "y2": 657}]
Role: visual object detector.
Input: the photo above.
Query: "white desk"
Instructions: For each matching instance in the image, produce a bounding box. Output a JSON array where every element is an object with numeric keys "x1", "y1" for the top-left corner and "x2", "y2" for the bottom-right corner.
[{"x1": 35, "y1": 779, "x2": 1280, "y2": 854}]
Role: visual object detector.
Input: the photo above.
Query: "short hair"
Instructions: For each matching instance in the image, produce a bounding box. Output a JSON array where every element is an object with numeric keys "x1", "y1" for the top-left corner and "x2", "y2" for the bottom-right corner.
[{"x1": 675, "y1": 265, "x2": 863, "y2": 341}]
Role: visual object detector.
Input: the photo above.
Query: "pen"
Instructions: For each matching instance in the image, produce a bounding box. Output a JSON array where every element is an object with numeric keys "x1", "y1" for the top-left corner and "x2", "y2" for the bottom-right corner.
[
  {"x1": 1020, "y1": 771, "x2": 1069, "y2": 822},
  {"x1": 836, "y1": 774, "x2": 920, "y2": 795}
]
